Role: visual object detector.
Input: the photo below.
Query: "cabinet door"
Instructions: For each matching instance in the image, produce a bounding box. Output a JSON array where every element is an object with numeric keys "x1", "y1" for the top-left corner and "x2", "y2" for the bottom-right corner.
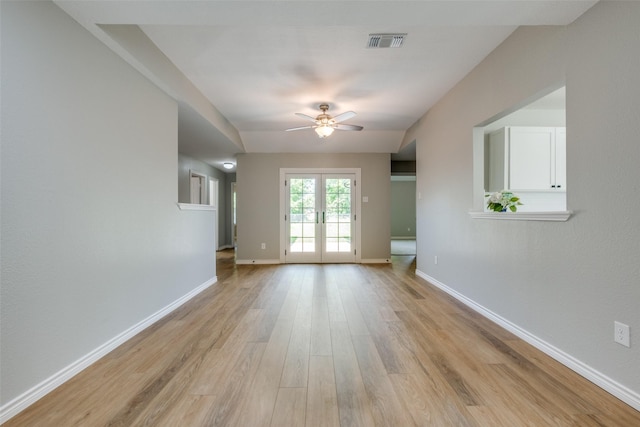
[
  {"x1": 508, "y1": 127, "x2": 553, "y2": 190},
  {"x1": 554, "y1": 128, "x2": 566, "y2": 189}
]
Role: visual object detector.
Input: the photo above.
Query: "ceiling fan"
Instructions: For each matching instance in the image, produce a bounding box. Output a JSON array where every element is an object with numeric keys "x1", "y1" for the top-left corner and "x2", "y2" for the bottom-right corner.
[{"x1": 286, "y1": 104, "x2": 364, "y2": 138}]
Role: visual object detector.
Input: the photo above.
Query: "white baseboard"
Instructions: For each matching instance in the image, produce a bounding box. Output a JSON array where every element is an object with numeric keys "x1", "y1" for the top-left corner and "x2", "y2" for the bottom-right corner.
[
  {"x1": 217, "y1": 244, "x2": 234, "y2": 251},
  {"x1": 415, "y1": 269, "x2": 640, "y2": 412},
  {"x1": 0, "y1": 276, "x2": 218, "y2": 424},
  {"x1": 361, "y1": 258, "x2": 392, "y2": 264},
  {"x1": 235, "y1": 259, "x2": 281, "y2": 265},
  {"x1": 236, "y1": 259, "x2": 392, "y2": 265},
  {"x1": 391, "y1": 236, "x2": 416, "y2": 240}
]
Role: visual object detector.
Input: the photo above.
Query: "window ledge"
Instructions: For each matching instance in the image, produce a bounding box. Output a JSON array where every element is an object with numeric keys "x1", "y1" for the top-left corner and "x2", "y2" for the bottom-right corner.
[
  {"x1": 177, "y1": 203, "x2": 216, "y2": 211},
  {"x1": 469, "y1": 211, "x2": 572, "y2": 221}
]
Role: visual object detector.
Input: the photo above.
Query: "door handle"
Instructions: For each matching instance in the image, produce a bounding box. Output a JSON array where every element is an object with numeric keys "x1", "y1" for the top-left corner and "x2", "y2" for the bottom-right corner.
[
  {"x1": 322, "y1": 212, "x2": 325, "y2": 223},
  {"x1": 316, "y1": 212, "x2": 319, "y2": 224}
]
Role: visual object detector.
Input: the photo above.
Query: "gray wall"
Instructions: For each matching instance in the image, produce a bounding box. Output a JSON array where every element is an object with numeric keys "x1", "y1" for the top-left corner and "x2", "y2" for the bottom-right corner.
[
  {"x1": 178, "y1": 153, "x2": 234, "y2": 248},
  {"x1": 1, "y1": 1, "x2": 216, "y2": 409},
  {"x1": 409, "y1": 2, "x2": 639, "y2": 401},
  {"x1": 236, "y1": 153, "x2": 390, "y2": 261},
  {"x1": 391, "y1": 180, "x2": 416, "y2": 238}
]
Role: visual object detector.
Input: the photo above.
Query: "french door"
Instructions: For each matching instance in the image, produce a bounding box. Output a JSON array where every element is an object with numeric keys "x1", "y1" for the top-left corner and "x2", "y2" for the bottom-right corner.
[{"x1": 284, "y1": 173, "x2": 356, "y2": 263}]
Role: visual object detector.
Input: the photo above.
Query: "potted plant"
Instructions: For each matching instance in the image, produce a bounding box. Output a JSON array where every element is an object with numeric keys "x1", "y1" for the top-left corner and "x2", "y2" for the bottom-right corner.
[{"x1": 485, "y1": 191, "x2": 523, "y2": 212}]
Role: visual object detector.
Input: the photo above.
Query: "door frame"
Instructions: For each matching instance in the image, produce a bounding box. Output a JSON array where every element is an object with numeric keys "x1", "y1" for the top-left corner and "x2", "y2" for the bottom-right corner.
[
  {"x1": 231, "y1": 181, "x2": 237, "y2": 248},
  {"x1": 209, "y1": 177, "x2": 219, "y2": 250},
  {"x1": 279, "y1": 168, "x2": 362, "y2": 264},
  {"x1": 190, "y1": 170, "x2": 207, "y2": 204}
]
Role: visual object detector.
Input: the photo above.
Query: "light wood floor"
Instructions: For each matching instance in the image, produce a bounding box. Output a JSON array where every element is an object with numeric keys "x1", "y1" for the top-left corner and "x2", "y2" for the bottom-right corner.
[{"x1": 6, "y1": 251, "x2": 639, "y2": 426}]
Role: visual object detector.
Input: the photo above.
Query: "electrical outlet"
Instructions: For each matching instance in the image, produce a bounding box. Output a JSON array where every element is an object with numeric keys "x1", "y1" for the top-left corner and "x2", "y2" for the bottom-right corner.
[
  {"x1": 614, "y1": 321, "x2": 630, "y2": 347},
  {"x1": 261, "y1": 243, "x2": 266, "y2": 250},
  {"x1": 434, "y1": 255, "x2": 438, "y2": 265}
]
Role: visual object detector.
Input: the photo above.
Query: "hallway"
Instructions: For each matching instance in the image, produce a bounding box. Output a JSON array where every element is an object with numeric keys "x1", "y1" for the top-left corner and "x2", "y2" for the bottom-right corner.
[{"x1": 6, "y1": 251, "x2": 639, "y2": 426}]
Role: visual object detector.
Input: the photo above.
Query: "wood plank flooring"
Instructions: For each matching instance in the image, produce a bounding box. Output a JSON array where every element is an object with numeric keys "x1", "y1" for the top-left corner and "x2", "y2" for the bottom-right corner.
[{"x1": 6, "y1": 251, "x2": 639, "y2": 426}]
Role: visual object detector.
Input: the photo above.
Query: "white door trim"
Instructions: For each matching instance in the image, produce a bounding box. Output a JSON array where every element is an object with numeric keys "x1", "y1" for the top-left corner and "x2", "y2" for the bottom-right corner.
[
  {"x1": 279, "y1": 168, "x2": 361, "y2": 264},
  {"x1": 209, "y1": 177, "x2": 219, "y2": 250}
]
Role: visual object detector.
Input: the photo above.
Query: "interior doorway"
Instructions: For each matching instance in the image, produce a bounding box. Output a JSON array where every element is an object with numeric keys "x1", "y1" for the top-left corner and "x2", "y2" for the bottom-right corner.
[
  {"x1": 231, "y1": 182, "x2": 237, "y2": 248},
  {"x1": 390, "y1": 175, "x2": 416, "y2": 256},
  {"x1": 190, "y1": 170, "x2": 207, "y2": 204},
  {"x1": 209, "y1": 177, "x2": 219, "y2": 250}
]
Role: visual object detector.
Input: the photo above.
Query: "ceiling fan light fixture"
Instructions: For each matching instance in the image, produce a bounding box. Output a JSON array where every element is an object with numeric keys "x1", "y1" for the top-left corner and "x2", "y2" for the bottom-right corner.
[
  {"x1": 315, "y1": 125, "x2": 335, "y2": 138},
  {"x1": 287, "y1": 104, "x2": 362, "y2": 136}
]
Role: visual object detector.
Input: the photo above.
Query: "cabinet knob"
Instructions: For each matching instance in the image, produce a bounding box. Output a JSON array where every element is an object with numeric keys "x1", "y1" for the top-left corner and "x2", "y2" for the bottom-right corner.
[
  {"x1": 557, "y1": 185, "x2": 561, "y2": 188},
  {"x1": 551, "y1": 185, "x2": 556, "y2": 188}
]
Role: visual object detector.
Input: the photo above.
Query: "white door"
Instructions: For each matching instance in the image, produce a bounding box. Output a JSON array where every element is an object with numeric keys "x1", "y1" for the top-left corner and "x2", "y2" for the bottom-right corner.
[
  {"x1": 190, "y1": 176, "x2": 202, "y2": 204},
  {"x1": 286, "y1": 175, "x2": 321, "y2": 263},
  {"x1": 285, "y1": 173, "x2": 356, "y2": 263},
  {"x1": 190, "y1": 171, "x2": 207, "y2": 204},
  {"x1": 321, "y1": 175, "x2": 355, "y2": 263}
]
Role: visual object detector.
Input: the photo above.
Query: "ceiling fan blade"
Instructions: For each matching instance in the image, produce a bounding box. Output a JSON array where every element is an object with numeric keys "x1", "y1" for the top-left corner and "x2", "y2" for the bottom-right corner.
[
  {"x1": 335, "y1": 124, "x2": 363, "y2": 131},
  {"x1": 332, "y1": 111, "x2": 356, "y2": 123},
  {"x1": 294, "y1": 113, "x2": 318, "y2": 123},
  {"x1": 285, "y1": 125, "x2": 314, "y2": 132}
]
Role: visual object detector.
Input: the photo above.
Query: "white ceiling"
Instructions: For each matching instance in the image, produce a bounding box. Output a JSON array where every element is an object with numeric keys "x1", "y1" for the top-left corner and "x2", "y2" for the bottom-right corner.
[{"x1": 54, "y1": 0, "x2": 597, "y2": 171}]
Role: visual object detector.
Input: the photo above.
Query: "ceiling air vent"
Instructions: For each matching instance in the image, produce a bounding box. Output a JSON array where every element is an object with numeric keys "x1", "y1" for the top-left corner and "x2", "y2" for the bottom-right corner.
[{"x1": 367, "y1": 33, "x2": 406, "y2": 49}]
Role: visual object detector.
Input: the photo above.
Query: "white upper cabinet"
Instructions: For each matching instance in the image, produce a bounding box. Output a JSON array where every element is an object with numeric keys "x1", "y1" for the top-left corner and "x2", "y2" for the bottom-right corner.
[
  {"x1": 554, "y1": 127, "x2": 566, "y2": 190},
  {"x1": 489, "y1": 126, "x2": 566, "y2": 192}
]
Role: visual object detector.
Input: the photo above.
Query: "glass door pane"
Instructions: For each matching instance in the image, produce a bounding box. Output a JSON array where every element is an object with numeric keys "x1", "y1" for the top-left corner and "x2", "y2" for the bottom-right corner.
[
  {"x1": 322, "y1": 175, "x2": 355, "y2": 263},
  {"x1": 286, "y1": 175, "x2": 321, "y2": 262}
]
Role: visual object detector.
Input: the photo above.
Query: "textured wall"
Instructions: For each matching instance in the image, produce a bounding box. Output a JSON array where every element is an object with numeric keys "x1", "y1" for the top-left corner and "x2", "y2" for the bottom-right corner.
[
  {"x1": 1, "y1": 1, "x2": 216, "y2": 407},
  {"x1": 236, "y1": 153, "x2": 391, "y2": 261},
  {"x1": 411, "y1": 2, "x2": 639, "y2": 400}
]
